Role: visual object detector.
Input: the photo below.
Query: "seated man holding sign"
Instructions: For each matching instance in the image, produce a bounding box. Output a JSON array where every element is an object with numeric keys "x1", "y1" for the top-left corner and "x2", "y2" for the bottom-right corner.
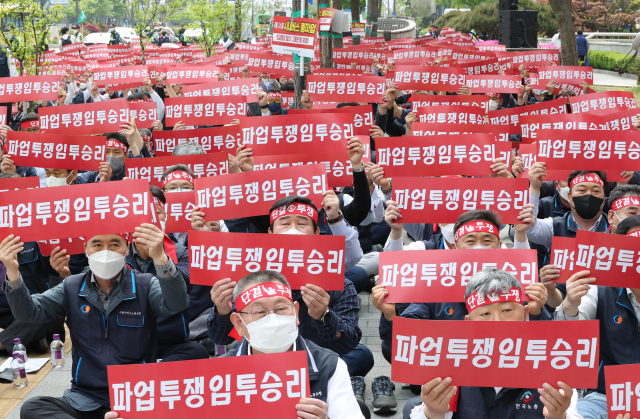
[
  {"x1": 0, "y1": 225, "x2": 188, "y2": 419},
  {"x1": 405, "y1": 268, "x2": 578, "y2": 419},
  {"x1": 553, "y1": 214, "x2": 640, "y2": 419}
]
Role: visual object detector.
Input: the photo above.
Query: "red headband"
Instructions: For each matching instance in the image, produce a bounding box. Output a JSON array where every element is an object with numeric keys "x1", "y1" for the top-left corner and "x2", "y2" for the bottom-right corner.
[
  {"x1": 163, "y1": 171, "x2": 194, "y2": 187},
  {"x1": 570, "y1": 174, "x2": 604, "y2": 189},
  {"x1": 267, "y1": 92, "x2": 281, "y2": 99},
  {"x1": 21, "y1": 120, "x2": 39, "y2": 130},
  {"x1": 454, "y1": 221, "x2": 500, "y2": 243},
  {"x1": 235, "y1": 282, "x2": 293, "y2": 312},
  {"x1": 106, "y1": 139, "x2": 129, "y2": 153},
  {"x1": 611, "y1": 196, "x2": 640, "y2": 212},
  {"x1": 270, "y1": 203, "x2": 318, "y2": 225},
  {"x1": 627, "y1": 230, "x2": 640, "y2": 237},
  {"x1": 465, "y1": 287, "x2": 523, "y2": 312},
  {"x1": 128, "y1": 98, "x2": 153, "y2": 103},
  {"x1": 153, "y1": 196, "x2": 165, "y2": 209}
]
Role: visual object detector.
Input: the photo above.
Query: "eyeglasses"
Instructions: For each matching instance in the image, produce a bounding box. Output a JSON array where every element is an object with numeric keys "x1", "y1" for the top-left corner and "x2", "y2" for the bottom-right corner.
[
  {"x1": 267, "y1": 97, "x2": 282, "y2": 104},
  {"x1": 239, "y1": 303, "x2": 295, "y2": 321},
  {"x1": 163, "y1": 185, "x2": 194, "y2": 192}
]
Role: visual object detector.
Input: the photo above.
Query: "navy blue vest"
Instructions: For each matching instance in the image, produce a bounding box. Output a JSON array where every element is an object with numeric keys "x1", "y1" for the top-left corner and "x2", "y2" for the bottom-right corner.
[
  {"x1": 552, "y1": 213, "x2": 609, "y2": 239},
  {"x1": 538, "y1": 193, "x2": 570, "y2": 220},
  {"x1": 63, "y1": 268, "x2": 157, "y2": 407},
  {"x1": 225, "y1": 335, "x2": 338, "y2": 403},
  {"x1": 125, "y1": 244, "x2": 190, "y2": 346},
  {"x1": 455, "y1": 387, "x2": 548, "y2": 418},
  {"x1": 593, "y1": 287, "x2": 640, "y2": 395}
]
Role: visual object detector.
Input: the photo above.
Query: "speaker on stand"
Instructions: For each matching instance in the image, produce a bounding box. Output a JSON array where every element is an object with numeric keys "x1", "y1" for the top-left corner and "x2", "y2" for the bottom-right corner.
[{"x1": 498, "y1": 9, "x2": 538, "y2": 48}]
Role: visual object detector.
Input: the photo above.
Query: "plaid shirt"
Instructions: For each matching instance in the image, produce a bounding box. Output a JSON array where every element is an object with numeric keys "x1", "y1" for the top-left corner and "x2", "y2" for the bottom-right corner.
[{"x1": 208, "y1": 279, "x2": 362, "y2": 356}]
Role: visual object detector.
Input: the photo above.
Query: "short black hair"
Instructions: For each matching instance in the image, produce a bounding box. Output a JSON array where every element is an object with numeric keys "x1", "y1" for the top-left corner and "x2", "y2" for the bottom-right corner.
[
  {"x1": 567, "y1": 170, "x2": 607, "y2": 187},
  {"x1": 337, "y1": 102, "x2": 360, "y2": 108},
  {"x1": 61, "y1": 27, "x2": 69, "y2": 35},
  {"x1": 161, "y1": 164, "x2": 195, "y2": 183},
  {"x1": 454, "y1": 210, "x2": 502, "y2": 235},
  {"x1": 269, "y1": 195, "x2": 319, "y2": 229},
  {"x1": 126, "y1": 92, "x2": 144, "y2": 101},
  {"x1": 616, "y1": 214, "x2": 640, "y2": 235},
  {"x1": 20, "y1": 112, "x2": 39, "y2": 124},
  {"x1": 280, "y1": 82, "x2": 294, "y2": 91},
  {"x1": 609, "y1": 184, "x2": 640, "y2": 208},
  {"x1": 105, "y1": 132, "x2": 129, "y2": 150},
  {"x1": 150, "y1": 185, "x2": 165, "y2": 205},
  {"x1": 577, "y1": 30, "x2": 583, "y2": 35}
]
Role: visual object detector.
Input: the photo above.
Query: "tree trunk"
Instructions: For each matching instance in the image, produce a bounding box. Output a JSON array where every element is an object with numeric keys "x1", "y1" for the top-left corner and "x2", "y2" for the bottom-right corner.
[
  {"x1": 321, "y1": 35, "x2": 333, "y2": 67},
  {"x1": 234, "y1": 0, "x2": 242, "y2": 42},
  {"x1": 333, "y1": 0, "x2": 343, "y2": 49},
  {"x1": 548, "y1": 0, "x2": 579, "y2": 66},
  {"x1": 351, "y1": 0, "x2": 361, "y2": 45},
  {"x1": 292, "y1": 0, "x2": 307, "y2": 108},
  {"x1": 366, "y1": 0, "x2": 372, "y2": 37},
  {"x1": 371, "y1": 0, "x2": 380, "y2": 37}
]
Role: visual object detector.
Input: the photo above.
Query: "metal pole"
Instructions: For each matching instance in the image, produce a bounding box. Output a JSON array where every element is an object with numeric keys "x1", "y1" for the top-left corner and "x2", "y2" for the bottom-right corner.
[{"x1": 300, "y1": 0, "x2": 305, "y2": 75}]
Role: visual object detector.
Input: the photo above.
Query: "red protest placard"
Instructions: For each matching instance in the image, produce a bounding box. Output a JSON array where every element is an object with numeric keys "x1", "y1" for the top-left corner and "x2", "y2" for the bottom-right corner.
[
  {"x1": 537, "y1": 66, "x2": 593, "y2": 84},
  {"x1": 393, "y1": 47, "x2": 439, "y2": 64},
  {"x1": 319, "y1": 7, "x2": 338, "y2": 31},
  {"x1": 153, "y1": 126, "x2": 242, "y2": 156},
  {"x1": 465, "y1": 75, "x2": 521, "y2": 93},
  {"x1": 38, "y1": 100, "x2": 156, "y2": 134},
  {"x1": 239, "y1": 113, "x2": 354, "y2": 156},
  {"x1": 0, "y1": 179, "x2": 153, "y2": 242},
  {"x1": 394, "y1": 66, "x2": 467, "y2": 92},
  {"x1": 333, "y1": 48, "x2": 390, "y2": 65},
  {"x1": 600, "y1": 107, "x2": 639, "y2": 130},
  {"x1": 189, "y1": 231, "x2": 345, "y2": 289},
  {"x1": 7, "y1": 132, "x2": 105, "y2": 172},
  {"x1": 164, "y1": 191, "x2": 196, "y2": 234},
  {"x1": 391, "y1": 317, "x2": 600, "y2": 388},
  {"x1": 125, "y1": 153, "x2": 229, "y2": 188},
  {"x1": 287, "y1": 105, "x2": 374, "y2": 136},
  {"x1": 0, "y1": 176, "x2": 39, "y2": 193},
  {"x1": 606, "y1": 364, "x2": 640, "y2": 418},
  {"x1": 37, "y1": 237, "x2": 86, "y2": 256},
  {"x1": 272, "y1": 16, "x2": 319, "y2": 58},
  {"x1": 379, "y1": 249, "x2": 537, "y2": 303},
  {"x1": 0, "y1": 105, "x2": 6, "y2": 126},
  {"x1": 246, "y1": 52, "x2": 295, "y2": 78},
  {"x1": 165, "y1": 96, "x2": 247, "y2": 126},
  {"x1": 0, "y1": 76, "x2": 63, "y2": 102},
  {"x1": 552, "y1": 230, "x2": 640, "y2": 288},
  {"x1": 377, "y1": 135, "x2": 511, "y2": 177},
  {"x1": 306, "y1": 75, "x2": 385, "y2": 102},
  {"x1": 311, "y1": 68, "x2": 364, "y2": 76},
  {"x1": 570, "y1": 91, "x2": 636, "y2": 114},
  {"x1": 252, "y1": 145, "x2": 371, "y2": 188},
  {"x1": 549, "y1": 236, "x2": 577, "y2": 282},
  {"x1": 194, "y1": 164, "x2": 326, "y2": 221},
  {"x1": 450, "y1": 58, "x2": 501, "y2": 75},
  {"x1": 489, "y1": 98, "x2": 568, "y2": 136},
  {"x1": 496, "y1": 50, "x2": 560, "y2": 67},
  {"x1": 108, "y1": 351, "x2": 309, "y2": 418},
  {"x1": 411, "y1": 123, "x2": 508, "y2": 142},
  {"x1": 536, "y1": 130, "x2": 640, "y2": 171},
  {"x1": 165, "y1": 66, "x2": 220, "y2": 84},
  {"x1": 392, "y1": 177, "x2": 529, "y2": 224},
  {"x1": 416, "y1": 105, "x2": 485, "y2": 125},
  {"x1": 182, "y1": 78, "x2": 259, "y2": 98},
  {"x1": 410, "y1": 95, "x2": 491, "y2": 113},
  {"x1": 92, "y1": 65, "x2": 149, "y2": 87},
  {"x1": 351, "y1": 22, "x2": 365, "y2": 35},
  {"x1": 519, "y1": 113, "x2": 603, "y2": 142}
]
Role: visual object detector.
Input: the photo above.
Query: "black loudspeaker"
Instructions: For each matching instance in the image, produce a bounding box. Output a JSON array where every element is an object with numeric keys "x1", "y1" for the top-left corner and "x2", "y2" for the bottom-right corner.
[
  {"x1": 499, "y1": 0, "x2": 518, "y2": 10},
  {"x1": 498, "y1": 10, "x2": 538, "y2": 48}
]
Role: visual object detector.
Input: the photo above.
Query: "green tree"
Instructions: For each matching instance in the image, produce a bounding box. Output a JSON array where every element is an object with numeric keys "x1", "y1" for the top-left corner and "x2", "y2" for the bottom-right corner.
[
  {"x1": 179, "y1": 0, "x2": 233, "y2": 57},
  {"x1": 0, "y1": 0, "x2": 64, "y2": 75},
  {"x1": 130, "y1": 0, "x2": 184, "y2": 62},
  {"x1": 62, "y1": 0, "x2": 112, "y2": 22}
]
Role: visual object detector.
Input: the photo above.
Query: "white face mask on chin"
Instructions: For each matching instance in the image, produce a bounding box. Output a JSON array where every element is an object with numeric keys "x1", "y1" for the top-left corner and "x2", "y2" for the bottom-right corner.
[
  {"x1": 488, "y1": 100, "x2": 500, "y2": 111},
  {"x1": 87, "y1": 249, "x2": 126, "y2": 279},
  {"x1": 242, "y1": 312, "x2": 298, "y2": 354}
]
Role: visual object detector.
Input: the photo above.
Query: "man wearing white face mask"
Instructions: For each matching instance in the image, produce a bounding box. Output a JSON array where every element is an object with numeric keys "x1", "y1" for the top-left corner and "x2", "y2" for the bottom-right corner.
[
  {"x1": 161, "y1": 164, "x2": 228, "y2": 247},
  {"x1": 0, "y1": 226, "x2": 189, "y2": 419},
  {"x1": 537, "y1": 180, "x2": 571, "y2": 219},
  {"x1": 44, "y1": 168, "x2": 77, "y2": 187},
  {"x1": 228, "y1": 270, "x2": 364, "y2": 419}
]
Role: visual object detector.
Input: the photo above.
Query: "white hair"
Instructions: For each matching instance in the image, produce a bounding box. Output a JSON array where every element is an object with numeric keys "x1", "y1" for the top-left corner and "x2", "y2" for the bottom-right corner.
[
  {"x1": 172, "y1": 142, "x2": 206, "y2": 156},
  {"x1": 464, "y1": 268, "x2": 522, "y2": 300}
]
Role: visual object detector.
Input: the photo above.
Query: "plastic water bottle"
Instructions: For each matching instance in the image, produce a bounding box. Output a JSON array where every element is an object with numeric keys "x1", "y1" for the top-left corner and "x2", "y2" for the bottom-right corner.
[
  {"x1": 50, "y1": 334, "x2": 64, "y2": 368},
  {"x1": 13, "y1": 338, "x2": 27, "y2": 364},
  {"x1": 11, "y1": 353, "x2": 27, "y2": 388}
]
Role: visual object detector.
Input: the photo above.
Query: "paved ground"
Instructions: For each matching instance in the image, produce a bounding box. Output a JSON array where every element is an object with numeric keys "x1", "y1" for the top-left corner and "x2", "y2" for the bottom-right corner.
[
  {"x1": 593, "y1": 71, "x2": 637, "y2": 87},
  {"x1": 5, "y1": 292, "x2": 414, "y2": 419}
]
